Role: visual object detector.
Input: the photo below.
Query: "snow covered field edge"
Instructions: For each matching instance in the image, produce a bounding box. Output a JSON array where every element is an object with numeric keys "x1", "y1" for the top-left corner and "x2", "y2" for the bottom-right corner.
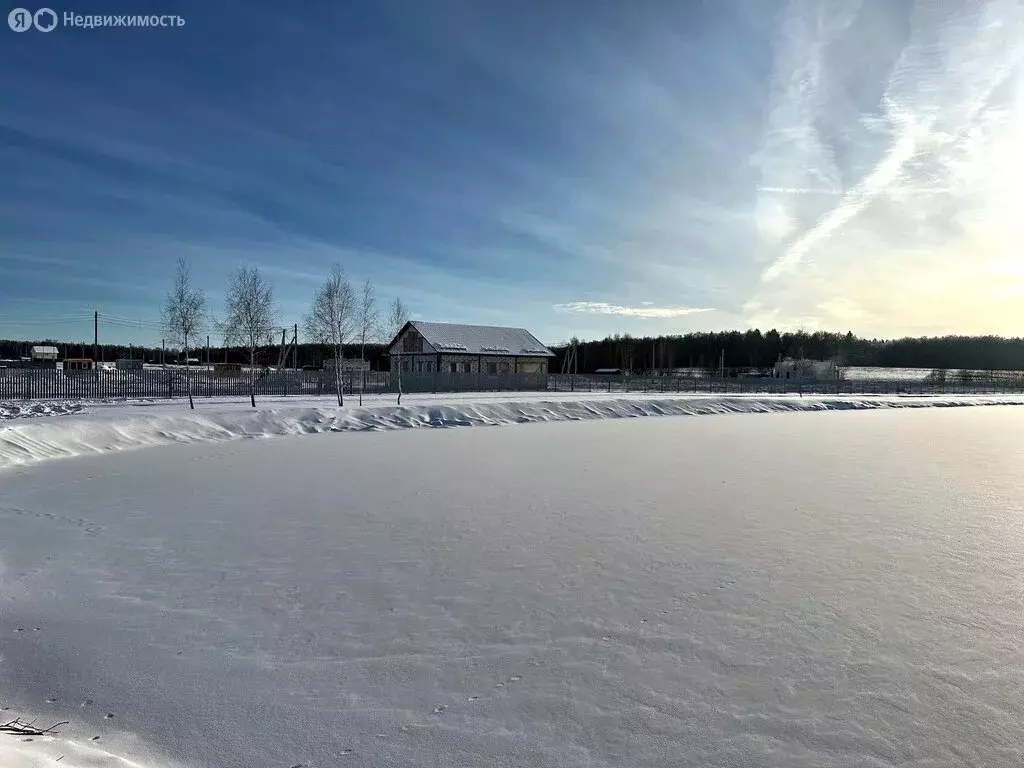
[{"x1": 2, "y1": 394, "x2": 1023, "y2": 471}]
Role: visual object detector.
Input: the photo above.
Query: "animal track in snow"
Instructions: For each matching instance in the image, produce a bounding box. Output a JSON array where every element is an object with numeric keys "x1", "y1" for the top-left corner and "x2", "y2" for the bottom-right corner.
[{"x1": 0, "y1": 506, "x2": 104, "y2": 536}]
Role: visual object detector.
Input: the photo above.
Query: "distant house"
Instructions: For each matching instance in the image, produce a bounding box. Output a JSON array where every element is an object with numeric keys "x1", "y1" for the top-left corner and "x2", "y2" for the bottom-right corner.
[
  {"x1": 386, "y1": 321, "x2": 555, "y2": 375},
  {"x1": 31, "y1": 345, "x2": 59, "y2": 361},
  {"x1": 773, "y1": 358, "x2": 839, "y2": 380},
  {"x1": 116, "y1": 358, "x2": 143, "y2": 371},
  {"x1": 323, "y1": 357, "x2": 371, "y2": 372}
]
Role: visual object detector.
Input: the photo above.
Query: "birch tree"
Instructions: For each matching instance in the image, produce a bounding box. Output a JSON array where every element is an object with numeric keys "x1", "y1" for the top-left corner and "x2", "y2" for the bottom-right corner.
[
  {"x1": 162, "y1": 257, "x2": 206, "y2": 410},
  {"x1": 223, "y1": 265, "x2": 277, "y2": 408},
  {"x1": 356, "y1": 279, "x2": 379, "y2": 405},
  {"x1": 385, "y1": 297, "x2": 410, "y2": 405},
  {"x1": 305, "y1": 263, "x2": 356, "y2": 407}
]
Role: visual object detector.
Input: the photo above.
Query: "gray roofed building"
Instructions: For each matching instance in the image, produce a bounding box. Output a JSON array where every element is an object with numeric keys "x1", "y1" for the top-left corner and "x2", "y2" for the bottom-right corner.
[
  {"x1": 393, "y1": 321, "x2": 554, "y2": 358},
  {"x1": 386, "y1": 321, "x2": 555, "y2": 380}
]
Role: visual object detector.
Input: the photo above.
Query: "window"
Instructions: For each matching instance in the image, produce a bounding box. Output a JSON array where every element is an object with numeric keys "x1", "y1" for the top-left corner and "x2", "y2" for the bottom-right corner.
[
  {"x1": 486, "y1": 361, "x2": 497, "y2": 374},
  {"x1": 450, "y1": 362, "x2": 458, "y2": 374},
  {"x1": 462, "y1": 362, "x2": 471, "y2": 373}
]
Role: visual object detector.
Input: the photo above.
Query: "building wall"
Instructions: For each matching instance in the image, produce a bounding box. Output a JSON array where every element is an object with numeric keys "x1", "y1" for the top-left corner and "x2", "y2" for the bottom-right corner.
[
  {"x1": 392, "y1": 353, "x2": 550, "y2": 375},
  {"x1": 436, "y1": 354, "x2": 548, "y2": 374}
]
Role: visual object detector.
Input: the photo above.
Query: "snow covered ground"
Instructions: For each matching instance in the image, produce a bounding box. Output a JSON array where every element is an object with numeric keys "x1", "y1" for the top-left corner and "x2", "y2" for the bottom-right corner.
[
  {"x1": 3, "y1": 404, "x2": 1024, "y2": 766},
  {"x1": 2, "y1": 391, "x2": 1024, "y2": 471}
]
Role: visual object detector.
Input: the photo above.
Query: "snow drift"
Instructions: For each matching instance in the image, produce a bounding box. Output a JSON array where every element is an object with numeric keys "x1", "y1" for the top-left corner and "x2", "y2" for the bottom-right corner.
[{"x1": 1, "y1": 394, "x2": 1023, "y2": 471}]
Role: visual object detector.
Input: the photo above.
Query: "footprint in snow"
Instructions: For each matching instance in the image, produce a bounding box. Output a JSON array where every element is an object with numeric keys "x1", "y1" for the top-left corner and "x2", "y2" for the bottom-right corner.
[
  {"x1": 431, "y1": 705, "x2": 447, "y2": 714},
  {"x1": 508, "y1": 676, "x2": 521, "y2": 682},
  {"x1": 90, "y1": 736, "x2": 100, "y2": 741},
  {"x1": 467, "y1": 696, "x2": 479, "y2": 701},
  {"x1": 104, "y1": 713, "x2": 115, "y2": 719},
  {"x1": 46, "y1": 697, "x2": 58, "y2": 703}
]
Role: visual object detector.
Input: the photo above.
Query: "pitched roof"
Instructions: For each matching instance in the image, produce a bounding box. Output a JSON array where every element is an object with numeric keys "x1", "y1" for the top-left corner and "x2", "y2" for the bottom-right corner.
[{"x1": 398, "y1": 321, "x2": 554, "y2": 357}]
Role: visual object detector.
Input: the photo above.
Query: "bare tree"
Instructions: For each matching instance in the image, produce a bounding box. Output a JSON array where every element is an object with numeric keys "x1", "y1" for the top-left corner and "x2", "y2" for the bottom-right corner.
[
  {"x1": 384, "y1": 297, "x2": 410, "y2": 404},
  {"x1": 162, "y1": 257, "x2": 206, "y2": 410},
  {"x1": 356, "y1": 279, "x2": 379, "y2": 406},
  {"x1": 223, "y1": 266, "x2": 277, "y2": 408},
  {"x1": 305, "y1": 263, "x2": 356, "y2": 407}
]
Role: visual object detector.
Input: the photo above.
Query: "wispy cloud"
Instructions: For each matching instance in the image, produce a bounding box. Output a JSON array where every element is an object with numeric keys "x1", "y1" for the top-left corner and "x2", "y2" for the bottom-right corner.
[
  {"x1": 748, "y1": 0, "x2": 1024, "y2": 334},
  {"x1": 554, "y1": 302, "x2": 714, "y2": 319}
]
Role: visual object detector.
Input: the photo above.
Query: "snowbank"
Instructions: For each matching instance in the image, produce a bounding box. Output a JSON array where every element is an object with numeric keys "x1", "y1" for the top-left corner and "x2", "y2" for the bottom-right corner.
[{"x1": 1, "y1": 393, "x2": 1022, "y2": 471}]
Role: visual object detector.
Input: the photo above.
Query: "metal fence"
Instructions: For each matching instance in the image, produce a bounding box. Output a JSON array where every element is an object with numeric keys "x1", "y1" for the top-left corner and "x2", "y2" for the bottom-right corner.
[
  {"x1": 0, "y1": 368, "x2": 549, "y2": 401},
  {"x1": 3, "y1": 367, "x2": 1024, "y2": 402},
  {"x1": 547, "y1": 374, "x2": 1024, "y2": 396}
]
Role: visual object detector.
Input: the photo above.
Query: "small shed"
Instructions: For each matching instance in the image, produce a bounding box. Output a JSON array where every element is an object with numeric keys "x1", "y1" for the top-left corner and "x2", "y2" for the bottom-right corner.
[
  {"x1": 63, "y1": 358, "x2": 94, "y2": 371},
  {"x1": 773, "y1": 358, "x2": 839, "y2": 380},
  {"x1": 324, "y1": 358, "x2": 371, "y2": 372},
  {"x1": 213, "y1": 362, "x2": 243, "y2": 378}
]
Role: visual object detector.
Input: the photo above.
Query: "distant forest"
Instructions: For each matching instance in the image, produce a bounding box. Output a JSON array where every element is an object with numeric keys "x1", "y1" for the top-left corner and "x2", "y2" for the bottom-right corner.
[
  {"x1": 552, "y1": 331, "x2": 1024, "y2": 373},
  {"x1": 4, "y1": 330, "x2": 1024, "y2": 373}
]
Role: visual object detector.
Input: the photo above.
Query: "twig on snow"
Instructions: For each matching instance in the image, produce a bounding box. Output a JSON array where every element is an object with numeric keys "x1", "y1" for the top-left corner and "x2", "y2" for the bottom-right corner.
[{"x1": 0, "y1": 716, "x2": 68, "y2": 736}]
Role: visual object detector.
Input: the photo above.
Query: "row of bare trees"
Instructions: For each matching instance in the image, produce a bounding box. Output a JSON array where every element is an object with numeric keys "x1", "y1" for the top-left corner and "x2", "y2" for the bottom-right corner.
[{"x1": 162, "y1": 258, "x2": 409, "y2": 410}]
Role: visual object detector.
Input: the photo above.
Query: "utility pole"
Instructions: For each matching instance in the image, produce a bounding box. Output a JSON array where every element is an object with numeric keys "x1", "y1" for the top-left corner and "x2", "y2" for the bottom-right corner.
[
  {"x1": 161, "y1": 339, "x2": 165, "y2": 366},
  {"x1": 93, "y1": 311, "x2": 98, "y2": 363},
  {"x1": 206, "y1": 335, "x2": 210, "y2": 367},
  {"x1": 293, "y1": 324, "x2": 298, "y2": 371}
]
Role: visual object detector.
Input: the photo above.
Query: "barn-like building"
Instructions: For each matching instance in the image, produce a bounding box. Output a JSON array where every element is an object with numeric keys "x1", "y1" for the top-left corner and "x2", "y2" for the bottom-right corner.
[{"x1": 386, "y1": 321, "x2": 554, "y2": 376}]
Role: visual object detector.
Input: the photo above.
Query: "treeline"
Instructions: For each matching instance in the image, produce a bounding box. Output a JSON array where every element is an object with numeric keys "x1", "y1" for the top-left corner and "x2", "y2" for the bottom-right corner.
[
  {"x1": 7, "y1": 329, "x2": 1024, "y2": 373},
  {"x1": 550, "y1": 330, "x2": 1024, "y2": 373}
]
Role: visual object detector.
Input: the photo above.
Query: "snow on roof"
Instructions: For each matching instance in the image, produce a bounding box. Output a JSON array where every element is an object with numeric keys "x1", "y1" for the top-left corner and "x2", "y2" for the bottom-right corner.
[
  {"x1": 405, "y1": 322, "x2": 554, "y2": 357},
  {"x1": 31, "y1": 345, "x2": 58, "y2": 354}
]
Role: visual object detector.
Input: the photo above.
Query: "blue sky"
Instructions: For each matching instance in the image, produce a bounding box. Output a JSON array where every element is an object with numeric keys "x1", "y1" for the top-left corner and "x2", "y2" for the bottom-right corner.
[{"x1": 2, "y1": 0, "x2": 1023, "y2": 346}]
